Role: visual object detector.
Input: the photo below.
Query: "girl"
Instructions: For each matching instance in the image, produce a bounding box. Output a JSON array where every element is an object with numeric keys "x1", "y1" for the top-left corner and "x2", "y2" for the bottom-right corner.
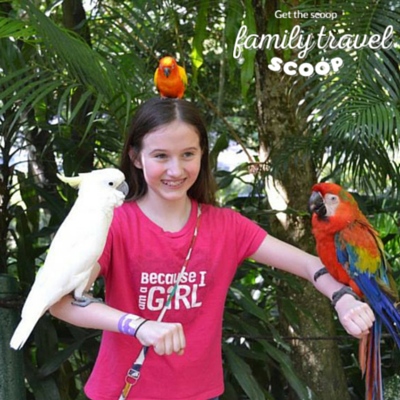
[{"x1": 50, "y1": 98, "x2": 374, "y2": 400}]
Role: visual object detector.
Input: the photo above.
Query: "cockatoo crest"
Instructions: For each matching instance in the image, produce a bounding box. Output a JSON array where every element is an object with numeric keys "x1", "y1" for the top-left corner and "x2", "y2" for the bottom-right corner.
[{"x1": 57, "y1": 169, "x2": 128, "y2": 208}]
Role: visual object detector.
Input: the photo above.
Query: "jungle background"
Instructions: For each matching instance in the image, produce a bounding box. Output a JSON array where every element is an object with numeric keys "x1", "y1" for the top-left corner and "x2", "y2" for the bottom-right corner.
[{"x1": 1, "y1": 0, "x2": 400, "y2": 399}]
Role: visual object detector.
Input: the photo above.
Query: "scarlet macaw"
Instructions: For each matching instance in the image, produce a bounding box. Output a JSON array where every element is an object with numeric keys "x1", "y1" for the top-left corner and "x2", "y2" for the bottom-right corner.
[
  {"x1": 154, "y1": 56, "x2": 187, "y2": 99},
  {"x1": 309, "y1": 182, "x2": 400, "y2": 400}
]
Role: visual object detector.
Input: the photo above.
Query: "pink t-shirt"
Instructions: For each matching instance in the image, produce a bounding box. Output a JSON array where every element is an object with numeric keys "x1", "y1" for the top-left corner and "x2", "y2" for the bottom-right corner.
[{"x1": 85, "y1": 199, "x2": 267, "y2": 400}]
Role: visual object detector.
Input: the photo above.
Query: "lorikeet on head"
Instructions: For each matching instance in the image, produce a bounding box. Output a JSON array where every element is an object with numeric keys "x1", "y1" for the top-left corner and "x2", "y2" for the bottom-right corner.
[
  {"x1": 154, "y1": 56, "x2": 188, "y2": 99},
  {"x1": 309, "y1": 182, "x2": 400, "y2": 400}
]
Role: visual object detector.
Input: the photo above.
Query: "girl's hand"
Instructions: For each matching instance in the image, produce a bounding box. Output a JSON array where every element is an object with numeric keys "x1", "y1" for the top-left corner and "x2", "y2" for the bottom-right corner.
[
  {"x1": 334, "y1": 294, "x2": 375, "y2": 339},
  {"x1": 136, "y1": 320, "x2": 186, "y2": 356}
]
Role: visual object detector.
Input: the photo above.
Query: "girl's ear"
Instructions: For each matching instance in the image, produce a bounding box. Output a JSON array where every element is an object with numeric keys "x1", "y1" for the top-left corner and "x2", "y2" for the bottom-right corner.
[{"x1": 129, "y1": 147, "x2": 142, "y2": 169}]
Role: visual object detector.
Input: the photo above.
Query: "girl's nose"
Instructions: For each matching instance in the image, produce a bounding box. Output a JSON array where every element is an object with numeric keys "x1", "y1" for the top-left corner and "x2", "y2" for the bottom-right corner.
[{"x1": 167, "y1": 159, "x2": 184, "y2": 177}]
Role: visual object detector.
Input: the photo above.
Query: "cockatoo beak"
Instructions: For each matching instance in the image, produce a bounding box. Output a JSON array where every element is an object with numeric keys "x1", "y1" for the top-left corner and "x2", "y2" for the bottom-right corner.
[{"x1": 116, "y1": 181, "x2": 129, "y2": 197}]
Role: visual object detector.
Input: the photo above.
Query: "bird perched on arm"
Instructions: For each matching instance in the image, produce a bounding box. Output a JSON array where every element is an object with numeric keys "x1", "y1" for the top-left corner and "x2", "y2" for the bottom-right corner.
[
  {"x1": 10, "y1": 168, "x2": 129, "y2": 350},
  {"x1": 309, "y1": 182, "x2": 400, "y2": 400},
  {"x1": 154, "y1": 56, "x2": 187, "y2": 99}
]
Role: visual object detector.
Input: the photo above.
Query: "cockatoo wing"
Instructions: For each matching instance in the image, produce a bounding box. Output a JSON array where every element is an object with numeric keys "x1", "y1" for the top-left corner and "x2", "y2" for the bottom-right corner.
[
  {"x1": 11, "y1": 207, "x2": 111, "y2": 350},
  {"x1": 10, "y1": 168, "x2": 127, "y2": 350}
]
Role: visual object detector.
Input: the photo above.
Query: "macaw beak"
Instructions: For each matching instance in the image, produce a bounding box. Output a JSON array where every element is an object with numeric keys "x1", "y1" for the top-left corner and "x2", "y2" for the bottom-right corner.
[
  {"x1": 308, "y1": 191, "x2": 326, "y2": 218},
  {"x1": 116, "y1": 181, "x2": 129, "y2": 197},
  {"x1": 162, "y1": 67, "x2": 171, "y2": 78}
]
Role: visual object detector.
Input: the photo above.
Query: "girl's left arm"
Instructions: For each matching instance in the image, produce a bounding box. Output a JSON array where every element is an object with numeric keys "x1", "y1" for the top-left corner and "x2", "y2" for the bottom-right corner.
[{"x1": 251, "y1": 235, "x2": 375, "y2": 339}]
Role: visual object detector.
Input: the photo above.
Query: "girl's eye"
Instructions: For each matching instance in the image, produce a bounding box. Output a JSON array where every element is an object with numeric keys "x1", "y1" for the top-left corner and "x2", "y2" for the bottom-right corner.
[
  {"x1": 183, "y1": 152, "x2": 194, "y2": 158},
  {"x1": 155, "y1": 154, "x2": 167, "y2": 159}
]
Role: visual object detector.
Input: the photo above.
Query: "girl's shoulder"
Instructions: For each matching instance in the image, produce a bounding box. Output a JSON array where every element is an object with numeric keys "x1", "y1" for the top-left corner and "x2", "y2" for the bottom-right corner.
[
  {"x1": 200, "y1": 203, "x2": 245, "y2": 222},
  {"x1": 113, "y1": 200, "x2": 137, "y2": 218},
  {"x1": 109, "y1": 200, "x2": 139, "y2": 229}
]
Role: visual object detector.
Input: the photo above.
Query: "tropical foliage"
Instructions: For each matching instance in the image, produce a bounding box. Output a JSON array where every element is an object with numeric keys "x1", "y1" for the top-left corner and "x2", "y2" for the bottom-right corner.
[{"x1": 1, "y1": 0, "x2": 399, "y2": 399}]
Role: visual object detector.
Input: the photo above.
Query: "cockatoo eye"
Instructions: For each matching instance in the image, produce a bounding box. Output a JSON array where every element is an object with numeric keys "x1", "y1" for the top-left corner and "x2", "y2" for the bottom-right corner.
[{"x1": 108, "y1": 182, "x2": 114, "y2": 186}]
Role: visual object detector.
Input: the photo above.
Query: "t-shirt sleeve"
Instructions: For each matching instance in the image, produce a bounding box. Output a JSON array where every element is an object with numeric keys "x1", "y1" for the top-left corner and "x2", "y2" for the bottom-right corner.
[
  {"x1": 97, "y1": 224, "x2": 113, "y2": 279},
  {"x1": 234, "y1": 211, "x2": 267, "y2": 265}
]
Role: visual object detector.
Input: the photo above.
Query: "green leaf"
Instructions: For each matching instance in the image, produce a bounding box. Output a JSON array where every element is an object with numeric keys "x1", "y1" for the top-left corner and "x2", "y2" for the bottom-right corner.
[
  {"x1": 224, "y1": 344, "x2": 266, "y2": 400},
  {"x1": 38, "y1": 331, "x2": 99, "y2": 377},
  {"x1": 190, "y1": 0, "x2": 209, "y2": 84},
  {"x1": 11, "y1": 80, "x2": 61, "y2": 132},
  {"x1": 10, "y1": 206, "x2": 36, "y2": 289},
  {"x1": 80, "y1": 93, "x2": 104, "y2": 145},
  {"x1": 241, "y1": 0, "x2": 256, "y2": 99},
  {"x1": 67, "y1": 90, "x2": 93, "y2": 125},
  {"x1": 210, "y1": 132, "x2": 229, "y2": 170},
  {"x1": 0, "y1": 17, "x2": 35, "y2": 39},
  {"x1": 229, "y1": 286, "x2": 268, "y2": 322},
  {"x1": 262, "y1": 342, "x2": 315, "y2": 400},
  {"x1": 225, "y1": 0, "x2": 243, "y2": 79}
]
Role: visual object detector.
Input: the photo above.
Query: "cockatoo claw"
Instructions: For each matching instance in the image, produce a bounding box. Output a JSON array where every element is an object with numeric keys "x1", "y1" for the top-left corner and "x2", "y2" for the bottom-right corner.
[{"x1": 71, "y1": 295, "x2": 103, "y2": 308}]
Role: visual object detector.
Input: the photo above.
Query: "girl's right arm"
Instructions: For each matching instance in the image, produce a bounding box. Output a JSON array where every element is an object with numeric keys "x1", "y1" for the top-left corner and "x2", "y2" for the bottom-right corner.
[{"x1": 49, "y1": 263, "x2": 186, "y2": 356}]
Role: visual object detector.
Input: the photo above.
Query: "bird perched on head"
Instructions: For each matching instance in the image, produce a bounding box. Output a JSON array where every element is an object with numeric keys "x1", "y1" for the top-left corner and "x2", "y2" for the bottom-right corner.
[
  {"x1": 154, "y1": 56, "x2": 187, "y2": 99},
  {"x1": 10, "y1": 168, "x2": 129, "y2": 350},
  {"x1": 309, "y1": 182, "x2": 400, "y2": 400}
]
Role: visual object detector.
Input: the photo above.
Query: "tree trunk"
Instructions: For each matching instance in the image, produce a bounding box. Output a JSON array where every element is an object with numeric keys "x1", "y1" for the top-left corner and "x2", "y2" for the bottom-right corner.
[
  {"x1": 62, "y1": 0, "x2": 95, "y2": 173},
  {"x1": 0, "y1": 116, "x2": 13, "y2": 274},
  {"x1": 0, "y1": 3, "x2": 18, "y2": 274},
  {"x1": 252, "y1": 1, "x2": 351, "y2": 399}
]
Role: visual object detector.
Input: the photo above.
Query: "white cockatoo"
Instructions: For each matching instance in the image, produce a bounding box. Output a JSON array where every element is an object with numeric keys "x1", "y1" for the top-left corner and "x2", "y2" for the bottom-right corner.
[{"x1": 10, "y1": 168, "x2": 129, "y2": 350}]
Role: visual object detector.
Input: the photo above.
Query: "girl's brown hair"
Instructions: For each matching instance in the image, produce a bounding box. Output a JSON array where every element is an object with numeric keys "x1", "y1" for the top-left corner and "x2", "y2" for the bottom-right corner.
[{"x1": 121, "y1": 98, "x2": 216, "y2": 204}]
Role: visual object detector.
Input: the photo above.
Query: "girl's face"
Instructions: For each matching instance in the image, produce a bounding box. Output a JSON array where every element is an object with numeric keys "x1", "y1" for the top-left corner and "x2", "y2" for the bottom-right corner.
[{"x1": 132, "y1": 120, "x2": 202, "y2": 204}]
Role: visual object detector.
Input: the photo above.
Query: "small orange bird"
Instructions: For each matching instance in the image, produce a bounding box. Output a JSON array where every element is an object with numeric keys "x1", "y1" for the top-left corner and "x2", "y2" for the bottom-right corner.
[{"x1": 154, "y1": 56, "x2": 188, "y2": 99}]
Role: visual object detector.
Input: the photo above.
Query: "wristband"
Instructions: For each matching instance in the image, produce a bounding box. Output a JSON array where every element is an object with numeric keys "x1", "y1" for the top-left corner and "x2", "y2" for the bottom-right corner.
[
  {"x1": 118, "y1": 314, "x2": 143, "y2": 337},
  {"x1": 331, "y1": 286, "x2": 360, "y2": 307}
]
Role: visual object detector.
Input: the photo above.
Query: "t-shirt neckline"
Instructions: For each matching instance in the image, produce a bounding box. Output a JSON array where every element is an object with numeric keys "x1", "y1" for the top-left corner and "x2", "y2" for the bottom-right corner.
[{"x1": 132, "y1": 198, "x2": 198, "y2": 238}]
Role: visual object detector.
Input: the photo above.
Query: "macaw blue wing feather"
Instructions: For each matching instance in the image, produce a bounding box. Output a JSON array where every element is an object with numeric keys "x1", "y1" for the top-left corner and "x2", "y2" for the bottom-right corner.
[{"x1": 335, "y1": 232, "x2": 400, "y2": 349}]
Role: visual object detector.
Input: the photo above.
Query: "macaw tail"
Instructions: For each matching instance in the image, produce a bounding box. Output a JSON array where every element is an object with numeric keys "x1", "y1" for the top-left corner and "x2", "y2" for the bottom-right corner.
[
  {"x1": 355, "y1": 275, "x2": 400, "y2": 400},
  {"x1": 356, "y1": 276, "x2": 400, "y2": 350},
  {"x1": 359, "y1": 318, "x2": 383, "y2": 400}
]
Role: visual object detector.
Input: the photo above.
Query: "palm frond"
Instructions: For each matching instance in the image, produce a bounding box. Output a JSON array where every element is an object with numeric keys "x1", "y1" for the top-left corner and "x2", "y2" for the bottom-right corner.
[
  {"x1": 23, "y1": 0, "x2": 122, "y2": 101},
  {"x1": 297, "y1": 0, "x2": 400, "y2": 193}
]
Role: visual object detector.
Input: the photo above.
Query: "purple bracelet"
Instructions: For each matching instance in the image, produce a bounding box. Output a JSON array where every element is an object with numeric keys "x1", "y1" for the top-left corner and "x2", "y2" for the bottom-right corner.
[{"x1": 118, "y1": 314, "x2": 142, "y2": 336}]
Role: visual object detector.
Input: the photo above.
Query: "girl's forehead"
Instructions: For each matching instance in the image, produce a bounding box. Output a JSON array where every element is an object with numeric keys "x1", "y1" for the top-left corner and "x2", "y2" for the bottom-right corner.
[{"x1": 142, "y1": 121, "x2": 200, "y2": 149}]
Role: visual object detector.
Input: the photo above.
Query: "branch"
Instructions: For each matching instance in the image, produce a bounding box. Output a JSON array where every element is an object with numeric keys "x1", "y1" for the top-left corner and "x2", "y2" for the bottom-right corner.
[{"x1": 191, "y1": 88, "x2": 256, "y2": 164}]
